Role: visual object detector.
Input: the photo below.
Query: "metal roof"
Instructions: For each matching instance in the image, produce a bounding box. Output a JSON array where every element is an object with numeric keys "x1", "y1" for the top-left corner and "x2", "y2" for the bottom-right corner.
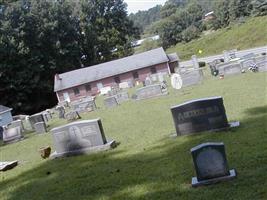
[
  {"x1": 54, "y1": 47, "x2": 169, "y2": 92},
  {"x1": 0, "y1": 105, "x2": 12, "y2": 115}
]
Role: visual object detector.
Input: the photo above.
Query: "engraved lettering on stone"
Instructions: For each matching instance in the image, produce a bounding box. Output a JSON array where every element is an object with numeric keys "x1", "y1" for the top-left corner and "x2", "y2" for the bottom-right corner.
[{"x1": 81, "y1": 125, "x2": 98, "y2": 137}]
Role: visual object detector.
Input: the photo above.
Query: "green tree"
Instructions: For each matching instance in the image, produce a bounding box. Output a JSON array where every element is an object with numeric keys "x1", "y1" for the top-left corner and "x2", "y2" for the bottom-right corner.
[{"x1": 251, "y1": 0, "x2": 267, "y2": 16}]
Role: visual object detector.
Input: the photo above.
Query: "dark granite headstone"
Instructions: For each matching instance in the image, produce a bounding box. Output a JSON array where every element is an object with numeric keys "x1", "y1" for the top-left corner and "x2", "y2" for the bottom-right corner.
[
  {"x1": 50, "y1": 119, "x2": 116, "y2": 158},
  {"x1": 104, "y1": 96, "x2": 118, "y2": 108},
  {"x1": 171, "y1": 97, "x2": 229, "y2": 136},
  {"x1": 191, "y1": 142, "x2": 236, "y2": 187},
  {"x1": 56, "y1": 106, "x2": 65, "y2": 118}
]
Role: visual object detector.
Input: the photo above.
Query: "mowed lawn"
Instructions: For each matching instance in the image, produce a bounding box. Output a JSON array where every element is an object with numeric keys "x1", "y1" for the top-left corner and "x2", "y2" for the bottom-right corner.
[{"x1": 1, "y1": 70, "x2": 267, "y2": 200}]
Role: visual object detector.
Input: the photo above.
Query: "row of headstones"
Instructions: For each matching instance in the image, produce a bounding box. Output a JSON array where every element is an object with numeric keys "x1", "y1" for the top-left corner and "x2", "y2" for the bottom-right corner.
[
  {"x1": 49, "y1": 96, "x2": 237, "y2": 186},
  {"x1": 1, "y1": 112, "x2": 52, "y2": 143}
]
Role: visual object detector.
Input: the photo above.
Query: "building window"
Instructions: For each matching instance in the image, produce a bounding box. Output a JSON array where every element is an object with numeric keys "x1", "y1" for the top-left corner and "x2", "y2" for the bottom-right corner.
[
  {"x1": 133, "y1": 71, "x2": 139, "y2": 79},
  {"x1": 85, "y1": 84, "x2": 91, "y2": 92},
  {"x1": 114, "y1": 76, "x2": 120, "y2": 84},
  {"x1": 73, "y1": 88, "x2": 80, "y2": 96},
  {"x1": 151, "y1": 66, "x2": 157, "y2": 74}
]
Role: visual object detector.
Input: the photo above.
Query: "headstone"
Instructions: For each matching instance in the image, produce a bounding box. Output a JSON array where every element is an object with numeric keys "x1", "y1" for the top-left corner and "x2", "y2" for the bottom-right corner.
[
  {"x1": 50, "y1": 119, "x2": 116, "y2": 158},
  {"x1": 58, "y1": 100, "x2": 69, "y2": 108},
  {"x1": 100, "y1": 86, "x2": 111, "y2": 95},
  {"x1": 240, "y1": 59, "x2": 256, "y2": 71},
  {"x1": 191, "y1": 55, "x2": 199, "y2": 69},
  {"x1": 257, "y1": 60, "x2": 267, "y2": 72},
  {"x1": 145, "y1": 76, "x2": 152, "y2": 86},
  {"x1": 241, "y1": 53, "x2": 255, "y2": 60},
  {"x1": 119, "y1": 82, "x2": 130, "y2": 89},
  {"x1": 65, "y1": 111, "x2": 81, "y2": 121},
  {"x1": 28, "y1": 114, "x2": 46, "y2": 130},
  {"x1": 115, "y1": 92, "x2": 129, "y2": 104},
  {"x1": 223, "y1": 50, "x2": 237, "y2": 63},
  {"x1": 171, "y1": 73, "x2": 183, "y2": 90},
  {"x1": 171, "y1": 97, "x2": 229, "y2": 136},
  {"x1": 0, "y1": 161, "x2": 18, "y2": 171},
  {"x1": 221, "y1": 63, "x2": 242, "y2": 76},
  {"x1": 136, "y1": 84, "x2": 168, "y2": 100},
  {"x1": 55, "y1": 106, "x2": 65, "y2": 119},
  {"x1": 9, "y1": 120, "x2": 24, "y2": 132},
  {"x1": 150, "y1": 74, "x2": 158, "y2": 82},
  {"x1": 180, "y1": 69, "x2": 203, "y2": 87},
  {"x1": 3, "y1": 126, "x2": 23, "y2": 143},
  {"x1": 34, "y1": 122, "x2": 47, "y2": 134},
  {"x1": 191, "y1": 142, "x2": 236, "y2": 187},
  {"x1": 71, "y1": 99, "x2": 96, "y2": 113},
  {"x1": 104, "y1": 96, "x2": 118, "y2": 108}
]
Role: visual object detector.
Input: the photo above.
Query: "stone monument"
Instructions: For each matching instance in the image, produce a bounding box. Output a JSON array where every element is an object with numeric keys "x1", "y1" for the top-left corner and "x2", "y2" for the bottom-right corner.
[
  {"x1": 34, "y1": 122, "x2": 47, "y2": 134},
  {"x1": 3, "y1": 126, "x2": 23, "y2": 143},
  {"x1": 191, "y1": 142, "x2": 236, "y2": 187},
  {"x1": 50, "y1": 119, "x2": 116, "y2": 158}
]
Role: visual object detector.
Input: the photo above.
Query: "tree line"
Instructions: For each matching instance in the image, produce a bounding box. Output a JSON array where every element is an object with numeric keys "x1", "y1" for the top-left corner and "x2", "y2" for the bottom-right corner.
[
  {"x1": 0, "y1": 0, "x2": 139, "y2": 114},
  {"x1": 134, "y1": 0, "x2": 267, "y2": 49}
]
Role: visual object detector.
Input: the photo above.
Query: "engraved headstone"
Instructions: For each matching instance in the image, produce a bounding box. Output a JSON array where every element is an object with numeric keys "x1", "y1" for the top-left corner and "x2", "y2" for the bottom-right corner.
[
  {"x1": 3, "y1": 126, "x2": 23, "y2": 143},
  {"x1": 191, "y1": 142, "x2": 236, "y2": 187},
  {"x1": 71, "y1": 99, "x2": 96, "y2": 113},
  {"x1": 50, "y1": 119, "x2": 116, "y2": 158},
  {"x1": 65, "y1": 111, "x2": 81, "y2": 121},
  {"x1": 104, "y1": 96, "x2": 118, "y2": 108},
  {"x1": 171, "y1": 73, "x2": 183, "y2": 90},
  {"x1": 136, "y1": 84, "x2": 168, "y2": 100},
  {"x1": 34, "y1": 122, "x2": 47, "y2": 134},
  {"x1": 222, "y1": 63, "x2": 242, "y2": 76},
  {"x1": 28, "y1": 114, "x2": 46, "y2": 130},
  {"x1": 171, "y1": 97, "x2": 229, "y2": 136}
]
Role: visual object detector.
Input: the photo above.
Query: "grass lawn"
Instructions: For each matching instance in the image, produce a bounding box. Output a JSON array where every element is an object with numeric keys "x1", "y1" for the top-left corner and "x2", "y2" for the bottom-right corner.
[
  {"x1": 1, "y1": 69, "x2": 267, "y2": 200},
  {"x1": 166, "y1": 16, "x2": 267, "y2": 60}
]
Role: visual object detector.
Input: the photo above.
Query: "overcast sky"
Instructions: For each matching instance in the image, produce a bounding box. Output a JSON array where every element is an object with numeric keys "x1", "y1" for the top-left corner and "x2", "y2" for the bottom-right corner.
[{"x1": 125, "y1": 0, "x2": 168, "y2": 14}]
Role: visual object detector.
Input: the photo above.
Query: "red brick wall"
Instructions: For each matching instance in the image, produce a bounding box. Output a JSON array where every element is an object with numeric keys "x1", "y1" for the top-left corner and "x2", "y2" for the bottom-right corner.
[{"x1": 57, "y1": 62, "x2": 169, "y2": 102}]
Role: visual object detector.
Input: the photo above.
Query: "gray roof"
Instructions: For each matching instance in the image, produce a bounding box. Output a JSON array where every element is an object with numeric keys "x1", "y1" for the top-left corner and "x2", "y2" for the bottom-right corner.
[
  {"x1": 167, "y1": 53, "x2": 179, "y2": 62},
  {"x1": 0, "y1": 105, "x2": 12, "y2": 114},
  {"x1": 54, "y1": 47, "x2": 169, "y2": 92}
]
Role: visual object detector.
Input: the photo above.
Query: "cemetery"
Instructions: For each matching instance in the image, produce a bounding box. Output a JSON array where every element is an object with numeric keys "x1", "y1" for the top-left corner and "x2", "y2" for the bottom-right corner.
[{"x1": 0, "y1": 51, "x2": 267, "y2": 200}]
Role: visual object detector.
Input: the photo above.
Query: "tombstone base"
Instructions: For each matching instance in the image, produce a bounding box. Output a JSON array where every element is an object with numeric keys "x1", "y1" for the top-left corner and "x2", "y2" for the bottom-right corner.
[
  {"x1": 136, "y1": 91, "x2": 168, "y2": 101},
  {"x1": 191, "y1": 169, "x2": 236, "y2": 187},
  {"x1": 50, "y1": 140, "x2": 117, "y2": 159}
]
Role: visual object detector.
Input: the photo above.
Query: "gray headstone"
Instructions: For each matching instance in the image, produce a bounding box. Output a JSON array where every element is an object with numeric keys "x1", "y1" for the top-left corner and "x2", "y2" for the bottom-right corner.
[
  {"x1": 222, "y1": 63, "x2": 242, "y2": 76},
  {"x1": 34, "y1": 122, "x2": 47, "y2": 134},
  {"x1": 223, "y1": 50, "x2": 237, "y2": 63},
  {"x1": 65, "y1": 111, "x2": 81, "y2": 121},
  {"x1": 104, "y1": 96, "x2": 118, "y2": 108},
  {"x1": 191, "y1": 142, "x2": 236, "y2": 187},
  {"x1": 171, "y1": 97, "x2": 229, "y2": 136},
  {"x1": 191, "y1": 55, "x2": 199, "y2": 69},
  {"x1": 145, "y1": 76, "x2": 152, "y2": 86},
  {"x1": 180, "y1": 69, "x2": 203, "y2": 87},
  {"x1": 28, "y1": 114, "x2": 46, "y2": 130},
  {"x1": 136, "y1": 84, "x2": 168, "y2": 100},
  {"x1": 56, "y1": 106, "x2": 65, "y2": 119},
  {"x1": 240, "y1": 59, "x2": 256, "y2": 71},
  {"x1": 71, "y1": 99, "x2": 96, "y2": 113},
  {"x1": 3, "y1": 126, "x2": 23, "y2": 143},
  {"x1": 50, "y1": 119, "x2": 115, "y2": 158},
  {"x1": 115, "y1": 92, "x2": 129, "y2": 104},
  {"x1": 257, "y1": 60, "x2": 267, "y2": 72},
  {"x1": 9, "y1": 120, "x2": 24, "y2": 132}
]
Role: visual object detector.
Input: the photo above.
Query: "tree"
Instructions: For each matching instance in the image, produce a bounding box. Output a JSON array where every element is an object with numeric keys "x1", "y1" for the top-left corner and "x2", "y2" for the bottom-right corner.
[{"x1": 251, "y1": 0, "x2": 267, "y2": 16}]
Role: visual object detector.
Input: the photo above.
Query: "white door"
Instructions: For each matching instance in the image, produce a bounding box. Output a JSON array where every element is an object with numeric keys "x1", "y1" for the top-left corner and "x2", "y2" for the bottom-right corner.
[
  {"x1": 97, "y1": 82, "x2": 103, "y2": 90},
  {"x1": 63, "y1": 92, "x2": 70, "y2": 102}
]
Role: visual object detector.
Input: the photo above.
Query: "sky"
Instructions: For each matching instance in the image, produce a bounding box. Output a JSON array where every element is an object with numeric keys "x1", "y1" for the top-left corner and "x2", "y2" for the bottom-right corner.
[{"x1": 124, "y1": 0, "x2": 168, "y2": 14}]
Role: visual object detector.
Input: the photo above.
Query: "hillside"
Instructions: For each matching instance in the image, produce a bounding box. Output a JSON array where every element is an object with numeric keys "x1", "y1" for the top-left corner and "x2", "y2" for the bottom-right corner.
[{"x1": 167, "y1": 16, "x2": 267, "y2": 60}]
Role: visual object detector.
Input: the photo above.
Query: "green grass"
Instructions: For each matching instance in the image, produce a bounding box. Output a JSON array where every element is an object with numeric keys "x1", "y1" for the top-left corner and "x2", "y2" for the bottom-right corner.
[
  {"x1": 167, "y1": 16, "x2": 267, "y2": 60},
  {"x1": 1, "y1": 70, "x2": 267, "y2": 200}
]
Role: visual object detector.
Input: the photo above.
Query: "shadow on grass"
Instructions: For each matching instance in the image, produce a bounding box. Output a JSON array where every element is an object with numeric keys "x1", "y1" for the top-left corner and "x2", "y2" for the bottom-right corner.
[
  {"x1": 245, "y1": 105, "x2": 267, "y2": 116},
  {"x1": 1, "y1": 106, "x2": 267, "y2": 200}
]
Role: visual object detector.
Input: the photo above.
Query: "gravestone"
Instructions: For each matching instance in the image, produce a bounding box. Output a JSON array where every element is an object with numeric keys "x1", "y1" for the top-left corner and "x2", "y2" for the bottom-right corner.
[
  {"x1": 100, "y1": 86, "x2": 111, "y2": 95},
  {"x1": 50, "y1": 119, "x2": 116, "y2": 158},
  {"x1": 104, "y1": 96, "x2": 118, "y2": 108},
  {"x1": 150, "y1": 74, "x2": 158, "y2": 82},
  {"x1": 145, "y1": 76, "x2": 152, "y2": 86},
  {"x1": 115, "y1": 92, "x2": 129, "y2": 104},
  {"x1": 136, "y1": 84, "x2": 168, "y2": 100},
  {"x1": 257, "y1": 60, "x2": 267, "y2": 72},
  {"x1": 3, "y1": 126, "x2": 23, "y2": 143},
  {"x1": 55, "y1": 106, "x2": 65, "y2": 119},
  {"x1": 171, "y1": 97, "x2": 229, "y2": 136},
  {"x1": 71, "y1": 99, "x2": 96, "y2": 113},
  {"x1": 171, "y1": 74, "x2": 183, "y2": 90},
  {"x1": 240, "y1": 59, "x2": 256, "y2": 71},
  {"x1": 191, "y1": 55, "x2": 199, "y2": 69},
  {"x1": 180, "y1": 69, "x2": 203, "y2": 87},
  {"x1": 191, "y1": 142, "x2": 236, "y2": 187},
  {"x1": 34, "y1": 122, "x2": 47, "y2": 134},
  {"x1": 223, "y1": 50, "x2": 237, "y2": 63},
  {"x1": 28, "y1": 114, "x2": 46, "y2": 130},
  {"x1": 119, "y1": 82, "x2": 130, "y2": 89},
  {"x1": 222, "y1": 63, "x2": 242, "y2": 76},
  {"x1": 65, "y1": 111, "x2": 81, "y2": 121},
  {"x1": 9, "y1": 120, "x2": 24, "y2": 132}
]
